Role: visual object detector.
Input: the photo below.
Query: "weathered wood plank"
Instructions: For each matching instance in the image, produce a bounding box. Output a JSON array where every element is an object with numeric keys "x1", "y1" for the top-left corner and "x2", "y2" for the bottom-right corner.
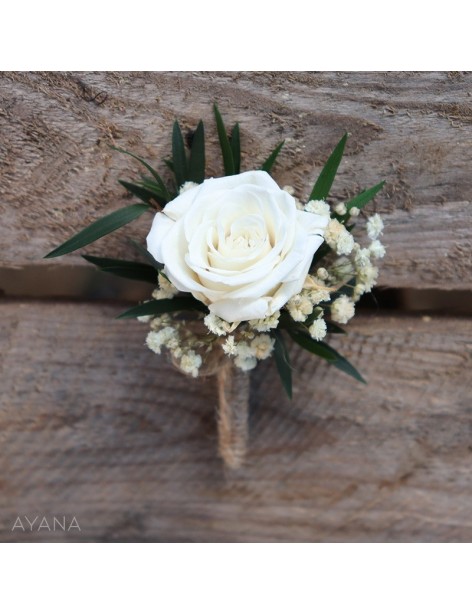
[
  {"x1": 1, "y1": 72, "x2": 471, "y2": 289},
  {"x1": 1, "y1": 301, "x2": 471, "y2": 541}
]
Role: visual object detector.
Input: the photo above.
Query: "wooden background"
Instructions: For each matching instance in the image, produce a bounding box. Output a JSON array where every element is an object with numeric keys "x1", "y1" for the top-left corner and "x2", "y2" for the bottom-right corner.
[{"x1": 1, "y1": 72, "x2": 471, "y2": 541}]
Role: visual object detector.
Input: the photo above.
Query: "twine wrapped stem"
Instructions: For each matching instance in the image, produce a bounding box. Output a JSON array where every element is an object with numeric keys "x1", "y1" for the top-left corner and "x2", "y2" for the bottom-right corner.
[{"x1": 216, "y1": 360, "x2": 250, "y2": 469}]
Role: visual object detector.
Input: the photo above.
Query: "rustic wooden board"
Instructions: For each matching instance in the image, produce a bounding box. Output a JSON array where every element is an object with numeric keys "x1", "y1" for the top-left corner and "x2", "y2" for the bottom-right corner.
[
  {"x1": 1, "y1": 301, "x2": 471, "y2": 542},
  {"x1": 1, "y1": 72, "x2": 471, "y2": 289}
]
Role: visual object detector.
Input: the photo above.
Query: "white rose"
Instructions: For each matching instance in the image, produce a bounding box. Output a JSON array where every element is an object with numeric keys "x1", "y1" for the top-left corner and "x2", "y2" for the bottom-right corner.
[{"x1": 146, "y1": 170, "x2": 328, "y2": 322}]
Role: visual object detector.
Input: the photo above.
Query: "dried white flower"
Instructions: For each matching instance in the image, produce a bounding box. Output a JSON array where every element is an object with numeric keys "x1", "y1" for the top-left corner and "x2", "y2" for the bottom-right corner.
[
  {"x1": 287, "y1": 294, "x2": 313, "y2": 322},
  {"x1": 137, "y1": 315, "x2": 152, "y2": 323},
  {"x1": 353, "y1": 283, "x2": 366, "y2": 302},
  {"x1": 350, "y1": 206, "x2": 360, "y2": 217},
  {"x1": 369, "y1": 240, "x2": 386, "y2": 259},
  {"x1": 354, "y1": 246, "x2": 372, "y2": 269},
  {"x1": 146, "y1": 327, "x2": 176, "y2": 354},
  {"x1": 249, "y1": 311, "x2": 280, "y2": 332},
  {"x1": 308, "y1": 318, "x2": 327, "y2": 341},
  {"x1": 179, "y1": 350, "x2": 202, "y2": 377},
  {"x1": 307, "y1": 288, "x2": 331, "y2": 305},
  {"x1": 152, "y1": 272, "x2": 178, "y2": 300},
  {"x1": 325, "y1": 219, "x2": 354, "y2": 256},
  {"x1": 222, "y1": 335, "x2": 237, "y2": 356},
  {"x1": 150, "y1": 313, "x2": 172, "y2": 330},
  {"x1": 164, "y1": 334, "x2": 180, "y2": 351},
  {"x1": 334, "y1": 202, "x2": 347, "y2": 216},
  {"x1": 179, "y1": 181, "x2": 198, "y2": 194},
  {"x1": 305, "y1": 199, "x2": 330, "y2": 217},
  {"x1": 324, "y1": 219, "x2": 343, "y2": 246},
  {"x1": 233, "y1": 341, "x2": 258, "y2": 370},
  {"x1": 330, "y1": 295, "x2": 355, "y2": 324},
  {"x1": 234, "y1": 354, "x2": 258, "y2": 372},
  {"x1": 316, "y1": 267, "x2": 329, "y2": 281},
  {"x1": 367, "y1": 213, "x2": 384, "y2": 240},
  {"x1": 335, "y1": 230, "x2": 355, "y2": 256},
  {"x1": 358, "y1": 263, "x2": 379, "y2": 292},
  {"x1": 234, "y1": 342, "x2": 256, "y2": 359},
  {"x1": 303, "y1": 275, "x2": 331, "y2": 305},
  {"x1": 170, "y1": 346, "x2": 183, "y2": 359},
  {"x1": 250, "y1": 334, "x2": 275, "y2": 360},
  {"x1": 331, "y1": 257, "x2": 355, "y2": 280},
  {"x1": 204, "y1": 313, "x2": 233, "y2": 336}
]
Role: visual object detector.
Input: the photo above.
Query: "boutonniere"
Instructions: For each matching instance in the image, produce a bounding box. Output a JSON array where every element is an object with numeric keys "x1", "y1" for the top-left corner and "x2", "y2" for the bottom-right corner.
[{"x1": 46, "y1": 105, "x2": 385, "y2": 469}]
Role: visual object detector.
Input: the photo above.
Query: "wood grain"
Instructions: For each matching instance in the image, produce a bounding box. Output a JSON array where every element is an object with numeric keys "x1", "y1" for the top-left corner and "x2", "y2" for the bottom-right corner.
[
  {"x1": 1, "y1": 301, "x2": 471, "y2": 542},
  {"x1": 1, "y1": 72, "x2": 471, "y2": 289}
]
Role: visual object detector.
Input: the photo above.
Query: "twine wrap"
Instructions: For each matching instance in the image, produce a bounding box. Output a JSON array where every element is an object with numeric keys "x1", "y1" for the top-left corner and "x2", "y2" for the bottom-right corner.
[
  {"x1": 170, "y1": 321, "x2": 251, "y2": 469},
  {"x1": 216, "y1": 360, "x2": 250, "y2": 470}
]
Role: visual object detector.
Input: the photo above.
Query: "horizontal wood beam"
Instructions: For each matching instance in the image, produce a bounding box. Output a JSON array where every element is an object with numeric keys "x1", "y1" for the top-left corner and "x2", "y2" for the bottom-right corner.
[
  {"x1": 1, "y1": 301, "x2": 471, "y2": 541},
  {"x1": 1, "y1": 72, "x2": 471, "y2": 289}
]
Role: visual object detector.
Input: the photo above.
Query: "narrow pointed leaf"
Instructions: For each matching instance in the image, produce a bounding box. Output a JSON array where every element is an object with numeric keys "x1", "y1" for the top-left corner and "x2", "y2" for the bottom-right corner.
[
  {"x1": 82, "y1": 255, "x2": 158, "y2": 284},
  {"x1": 346, "y1": 181, "x2": 385, "y2": 212},
  {"x1": 138, "y1": 177, "x2": 169, "y2": 201},
  {"x1": 304, "y1": 307, "x2": 324, "y2": 328},
  {"x1": 261, "y1": 140, "x2": 284, "y2": 174},
  {"x1": 117, "y1": 296, "x2": 208, "y2": 319},
  {"x1": 288, "y1": 328, "x2": 366, "y2": 383},
  {"x1": 119, "y1": 180, "x2": 165, "y2": 207},
  {"x1": 230, "y1": 123, "x2": 241, "y2": 174},
  {"x1": 128, "y1": 239, "x2": 163, "y2": 271},
  {"x1": 310, "y1": 242, "x2": 331, "y2": 269},
  {"x1": 172, "y1": 120, "x2": 188, "y2": 187},
  {"x1": 325, "y1": 321, "x2": 347, "y2": 334},
  {"x1": 188, "y1": 120, "x2": 205, "y2": 183},
  {"x1": 111, "y1": 146, "x2": 172, "y2": 202},
  {"x1": 213, "y1": 103, "x2": 235, "y2": 175},
  {"x1": 45, "y1": 203, "x2": 150, "y2": 258},
  {"x1": 164, "y1": 158, "x2": 175, "y2": 173},
  {"x1": 309, "y1": 133, "x2": 348, "y2": 201},
  {"x1": 272, "y1": 330, "x2": 292, "y2": 399}
]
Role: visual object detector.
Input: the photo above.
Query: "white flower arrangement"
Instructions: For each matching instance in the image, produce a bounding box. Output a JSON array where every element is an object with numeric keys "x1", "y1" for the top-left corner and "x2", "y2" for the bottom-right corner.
[{"x1": 45, "y1": 104, "x2": 386, "y2": 403}]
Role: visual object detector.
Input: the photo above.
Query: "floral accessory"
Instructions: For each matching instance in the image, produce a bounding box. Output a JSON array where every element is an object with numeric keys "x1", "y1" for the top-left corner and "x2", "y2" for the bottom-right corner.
[{"x1": 46, "y1": 105, "x2": 385, "y2": 468}]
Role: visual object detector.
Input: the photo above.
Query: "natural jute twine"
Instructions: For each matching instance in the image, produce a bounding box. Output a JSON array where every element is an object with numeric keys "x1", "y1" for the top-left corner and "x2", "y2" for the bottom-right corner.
[
  {"x1": 216, "y1": 360, "x2": 250, "y2": 470},
  {"x1": 172, "y1": 336, "x2": 250, "y2": 469}
]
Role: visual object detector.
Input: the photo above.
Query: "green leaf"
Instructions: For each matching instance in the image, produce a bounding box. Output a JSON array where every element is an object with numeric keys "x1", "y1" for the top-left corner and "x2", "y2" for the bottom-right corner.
[
  {"x1": 44, "y1": 203, "x2": 150, "y2": 259},
  {"x1": 310, "y1": 242, "x2": 331, "y2": 269},
  {"x1": 288, "y1": 328, "x2": 366, "y2": 384},
  {"x1": 172, "y1": 120, "x2": 188, "y2": 187},
  {"x1": 164, "y1": 158, "x2": 175, "y2": 173},
  {"x1": 303, "y1": 306, "x2": 323, "y2": 328},
  {"x1": 261, "y1": 141, "x2": 284, "y2": 174},
  {"x1": 272, "y1": 330, "x2": 292, "y2": 399},
  {"x1": 119, "y1": 180, "x2": 165, "y2": 207},
  {"x1": 346, "y1": 181, "x2": 385, "y2": 212},
  {"x1": 111, "y1": 147, "x2": 172, "y2": 202},
  {"x1": 325, "y1": 321, "x2": 347, "y2": 334},
  {"x1": 188, "y1": 120, "x2": 205, "y2": 183},
  {"x1": 128, "y1": 239, "x2": 163, "y2": 271},
  {"x1": 138, "y1": 177, "x2": 170, "y2": 203},
  {"x1": 309, "y1": 133, "x2": 348, "y2": 201},
  {"x1": 213, "y1": 103, "x2": 235, "y2": 175},
  {"x1": 82, "y1": 255, "x2": 158, "y2": 284},
  {"x1": 230, "y1": 123, "x2": 241, "y2": 174},
  {"x1": 117, "y1": 296, "x2": 208, "y2": 319}
]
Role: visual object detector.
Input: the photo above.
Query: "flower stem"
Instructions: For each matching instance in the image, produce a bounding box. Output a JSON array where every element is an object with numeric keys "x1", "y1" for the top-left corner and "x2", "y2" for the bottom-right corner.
[{"x1": 216, "y1": 360, "x2": 250, "y2": 469}]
